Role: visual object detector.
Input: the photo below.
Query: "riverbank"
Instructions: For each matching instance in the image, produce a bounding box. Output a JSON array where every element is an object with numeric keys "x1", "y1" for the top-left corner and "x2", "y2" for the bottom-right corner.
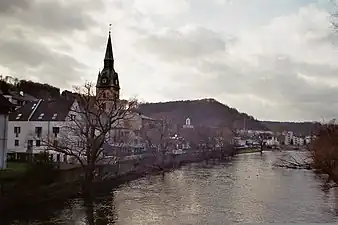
[
  {"x1": 235, "y1": 148, "x2": 262, "y2": 154},
  {"x1": 0, "y1": 148, "x2": 235, "y2": 216}
]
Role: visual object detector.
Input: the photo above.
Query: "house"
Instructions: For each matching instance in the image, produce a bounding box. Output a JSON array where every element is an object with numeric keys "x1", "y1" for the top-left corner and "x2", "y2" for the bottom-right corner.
[
  {"x1": 183, "y1": 117, "x2": 194, "y2": 129},
  {"x1": 103, "y1": 111, "x2": 149, "y2": 158},
  {"x1": 8, "y1": 98, "x2": 76, "y2": 161},
  {"x1": 0, "y1": 94, "x2": 14, "y2": 169},
  {"x1": 265, "y1": 136, "x2": 280, "y2": 147},
  {"x1": 2, "y1": 90, "x2": 37, "y2": 109}
]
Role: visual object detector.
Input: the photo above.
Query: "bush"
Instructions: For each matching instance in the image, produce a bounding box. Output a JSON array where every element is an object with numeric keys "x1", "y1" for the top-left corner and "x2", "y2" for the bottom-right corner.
[
  {"x1": 310, "y1": 124, "x2": 338, "y2": 184},
  {"x1": 3, "y1": 152, "x2": 61, "y2": 194}
]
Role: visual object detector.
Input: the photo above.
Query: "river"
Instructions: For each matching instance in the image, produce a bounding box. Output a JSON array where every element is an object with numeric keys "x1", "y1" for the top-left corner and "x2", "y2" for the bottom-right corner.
[{"x1": 6, "y1": 151, "x2": 338, "y2": 224}]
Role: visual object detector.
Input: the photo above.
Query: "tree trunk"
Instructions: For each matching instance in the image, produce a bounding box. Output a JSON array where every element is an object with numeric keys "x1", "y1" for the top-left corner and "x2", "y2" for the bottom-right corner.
[{"x1": 83, "y1": 165, "x2": 94, "y2": 198}]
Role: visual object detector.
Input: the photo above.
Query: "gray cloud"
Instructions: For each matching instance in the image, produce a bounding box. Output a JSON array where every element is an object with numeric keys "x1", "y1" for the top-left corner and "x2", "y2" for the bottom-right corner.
[
  {"x1": 136, "y1": 27, "x2": 226, "y2": 61},
  {"x1": 0, "y1": 0, "x2": 31, "y2": 14},
  {"x1": 0, "y1": 0, "x2": 103, "y2": 89},
  {"x1": 136, "y1": 19, "x2": 338, "y2": 121},
  {"x1": 0, "y1": 31, "x2": 87, "y2": 88},
  {"x1": 0, "y1": 0, "x2": 101, "y2": 33}
]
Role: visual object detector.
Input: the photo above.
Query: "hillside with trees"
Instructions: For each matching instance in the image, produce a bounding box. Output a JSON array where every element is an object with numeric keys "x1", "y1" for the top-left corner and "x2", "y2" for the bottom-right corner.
[
  {"x1": 261, "y1": 121, "x2": 321, "y2": 136},
  {"x1": 0, "y1": 75, "x2": 323, "y2": 135},
  {"x1": 0, "y1": 75, "x2": 60, "y2": 99},
  {"x1": 138, "y1": 98, "x2": 268, "y2": 131}
]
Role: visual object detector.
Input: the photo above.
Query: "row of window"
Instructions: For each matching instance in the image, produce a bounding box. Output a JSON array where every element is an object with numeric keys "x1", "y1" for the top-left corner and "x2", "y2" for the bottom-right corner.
[
  {"x1": 14, "y1": 139, "x2": 58, "y2": 147},
  {"x1": 14, "y1": 126, "x2": 60, "y2": 138}
]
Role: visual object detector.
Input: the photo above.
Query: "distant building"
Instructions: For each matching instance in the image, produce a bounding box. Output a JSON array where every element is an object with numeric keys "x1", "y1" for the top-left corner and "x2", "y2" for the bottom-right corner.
[
  {"x1": 265, "y1": 136, "x2": 280, "y2": 147},
  {"x1": 183, "y1": 117, "x2": 194, "y2": 129},
  {"x1": 284, "y1": 131, "x2": 293, "y2": 145},
  {"x1": 292, "y1": 136, "x2": 304, "y2": 146},
  {"x1": 2, "y1": 90, "x2": 37, "y2": 109}
]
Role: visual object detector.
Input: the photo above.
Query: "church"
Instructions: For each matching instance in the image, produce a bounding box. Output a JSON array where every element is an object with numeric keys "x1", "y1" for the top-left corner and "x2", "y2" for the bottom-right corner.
[
  {"x1": 96, "y1": 30, "x2": 120, "y2": 109},
  {"x1": 6, "y1": 31, "x2": 151, "y2": 160}
]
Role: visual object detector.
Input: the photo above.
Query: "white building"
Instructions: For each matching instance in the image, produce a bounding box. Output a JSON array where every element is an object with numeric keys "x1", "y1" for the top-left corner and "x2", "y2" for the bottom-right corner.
[
  {"x1": 7, "y1": 98, "x2": 77, "y2": 161},
  {"x1": 265, "y1": 136, "x2": 280, "y2": 147},
  {"x1": 0, "y1": 95, "x2": 13, "y2": 169},
  {"x1": 183, "y1": 117, "x2": 194, "y2": 129},
  {"x1": 8, "y1": 97, "x2": 149, "y2": 161},
  {"x1": 292, "y1": 136, "x2": 304, "y2": 146},
  {"x1": 284, "y1": 131, "x2": 293, "y2": 145}
]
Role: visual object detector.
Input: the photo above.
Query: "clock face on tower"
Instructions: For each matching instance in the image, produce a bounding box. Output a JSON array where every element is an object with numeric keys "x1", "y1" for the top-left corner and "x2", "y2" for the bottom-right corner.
[{"x1": 101, "y1": 77, "x2": 108, "y2": 85}]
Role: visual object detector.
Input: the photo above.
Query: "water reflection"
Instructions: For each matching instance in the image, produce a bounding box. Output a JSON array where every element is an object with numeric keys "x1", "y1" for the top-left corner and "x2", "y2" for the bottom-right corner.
[{"x1": 7, "y1": 152, "x2": 338, "y2": 224}]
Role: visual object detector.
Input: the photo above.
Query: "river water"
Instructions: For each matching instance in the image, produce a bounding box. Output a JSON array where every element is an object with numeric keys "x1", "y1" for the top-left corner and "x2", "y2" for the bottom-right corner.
[{"x1": 6, "y1": 151, "x2": 338, "y2": 224}]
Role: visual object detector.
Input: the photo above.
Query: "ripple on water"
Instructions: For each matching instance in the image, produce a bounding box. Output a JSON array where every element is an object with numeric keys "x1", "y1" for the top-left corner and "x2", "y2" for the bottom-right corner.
[{"x1": 6, "y1": 151, "x2": 338, "y2": 225}]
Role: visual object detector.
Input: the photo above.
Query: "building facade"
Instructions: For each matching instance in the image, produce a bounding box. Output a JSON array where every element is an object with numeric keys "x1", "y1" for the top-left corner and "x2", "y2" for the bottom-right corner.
[
  {"x1": 0, "y1": 95, "x2": 13, "y2": 169},
  {"x1": 7, "y1": 98, "x2": 77, "y2": 160}
]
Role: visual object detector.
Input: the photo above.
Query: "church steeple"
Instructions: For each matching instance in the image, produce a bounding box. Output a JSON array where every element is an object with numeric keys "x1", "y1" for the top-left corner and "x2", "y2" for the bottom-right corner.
[
  {"x1": 104, "y1": 27, "x2": 114, "y2": 68},
  {"x1": 96, "y1": 25, "x2": 120, "y2": 102}
]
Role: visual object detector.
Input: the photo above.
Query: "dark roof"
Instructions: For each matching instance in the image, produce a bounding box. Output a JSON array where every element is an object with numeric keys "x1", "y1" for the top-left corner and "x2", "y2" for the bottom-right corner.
[
  {"x1": 9, "y1": 98, "x2": 74, "y2": 121},
  {"x1": 0, "y1": 94, "x2": 14, "y2": 114},
  {"x1": 9, "y1": 91, "x2": 37, "y2": 102}
]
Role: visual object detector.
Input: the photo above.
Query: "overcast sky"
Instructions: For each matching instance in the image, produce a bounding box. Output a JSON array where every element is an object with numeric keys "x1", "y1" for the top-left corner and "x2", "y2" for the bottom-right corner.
[{"x1": 1, "y1": 0, "x2": 338, "y2": 122}]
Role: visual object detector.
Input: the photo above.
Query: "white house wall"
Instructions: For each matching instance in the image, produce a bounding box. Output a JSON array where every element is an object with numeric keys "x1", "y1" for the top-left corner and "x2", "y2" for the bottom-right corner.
[{"x1": 7, "y1": 120, "x2": 65, "y2": 153}]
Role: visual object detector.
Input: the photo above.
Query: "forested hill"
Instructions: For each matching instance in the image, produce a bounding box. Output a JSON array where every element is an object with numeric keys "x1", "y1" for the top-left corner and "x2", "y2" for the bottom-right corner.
[
  {"x1": 261, "y1": 121, "x2": 321, "y2": 136},
  {"x1": 138, "y1": 99, "x2": 268, "y2": 130},
  {"x1": 0, "y1": 76, "x2": 60, "y2": 99},
  {"x1": 0, "y1": 76, "x2": 322, "y2": 135}
]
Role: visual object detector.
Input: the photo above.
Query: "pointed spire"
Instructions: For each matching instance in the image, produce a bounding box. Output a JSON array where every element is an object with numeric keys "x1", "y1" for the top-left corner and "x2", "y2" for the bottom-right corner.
[{"x1": 104, "y1": 24, "x2": 114, "y2": 61}]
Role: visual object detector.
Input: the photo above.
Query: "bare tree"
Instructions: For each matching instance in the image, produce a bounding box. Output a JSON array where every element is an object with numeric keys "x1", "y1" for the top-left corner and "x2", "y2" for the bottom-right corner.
[
  {"x1": 309, "y1": 123, "x2": 338, "y2": 186},
  {"x1": 274, "y1": 123, "x2": 338, "y2": 188},
  {"x1": 252, "y1": 132, "x2": 270, "y2": 152},
  {"x1": 140, "y1": 117, "x2": 174, "y2": 170},
  {"x1": 43, "y1": 83, "x2": 138, "y2": 196}
]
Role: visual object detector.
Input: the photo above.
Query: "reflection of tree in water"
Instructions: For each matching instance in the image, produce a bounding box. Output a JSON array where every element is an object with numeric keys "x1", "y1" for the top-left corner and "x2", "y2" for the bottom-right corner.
[
  {"x1": 333, "y1": 188, "x2": 338, "y2": 216},
  {"x1": 84, "y1": 194, "x2": 116, "y2": 225}
]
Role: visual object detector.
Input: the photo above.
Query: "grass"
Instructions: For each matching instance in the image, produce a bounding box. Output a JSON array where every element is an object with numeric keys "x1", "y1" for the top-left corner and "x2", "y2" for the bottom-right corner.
[{"x1": 0, "y1": 162, "x2": 29, "y2": 180}]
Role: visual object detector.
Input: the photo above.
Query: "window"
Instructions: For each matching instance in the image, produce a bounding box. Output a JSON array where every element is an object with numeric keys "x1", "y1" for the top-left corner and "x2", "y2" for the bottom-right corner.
[
  {"x1": 14, "y1": 140, "x2": 19, "y2": 146},
  {"x1": 38, "y1": 113, "x2": 44, "y2": 120},
  {"x1": 15, "y1": 114, "x2": 22, "y2": 120},
  {"x1": 52, "y1": 127, "x2": 60, "y2": 137},
  {"x1": 70, "y1": 115, "x2": 76, "y2": 121},
  {"x1": 36, "y1": 140, "x2": 41, "y2": 147},
  {"x1": 14, "y1": 127, "x2": 21, "y2": 137},
  {"x1": 27, "y1": 140, "x2": 33, "y2": 147},
  {"x1": 35, "y1": 127, "x2": 42, "y2": 138},
  {"x1": 52, "y1": 113, "x2": 57, "y2": 120}
]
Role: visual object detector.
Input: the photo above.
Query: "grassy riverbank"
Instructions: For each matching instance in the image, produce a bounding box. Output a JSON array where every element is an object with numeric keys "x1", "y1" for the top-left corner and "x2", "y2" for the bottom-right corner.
[{"x1": 0, "y1": 162, "x2": 28, "y2": 179}]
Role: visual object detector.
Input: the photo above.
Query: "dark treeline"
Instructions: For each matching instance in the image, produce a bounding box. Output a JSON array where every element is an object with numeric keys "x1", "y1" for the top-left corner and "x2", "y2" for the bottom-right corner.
[{"x1": 0, "y1": 75, "x2": 60, "y2": 99}]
